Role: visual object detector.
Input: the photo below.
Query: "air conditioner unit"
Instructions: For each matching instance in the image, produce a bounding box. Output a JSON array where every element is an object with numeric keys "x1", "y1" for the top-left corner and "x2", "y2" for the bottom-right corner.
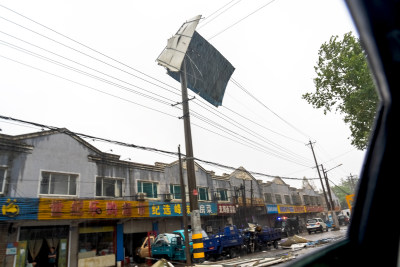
[
  {"x1": 137, "y1": 192, "x2": 146, "y2": 201},
  {"x1": 165, "y1": 194, "x2": 172, "y2": 201}
]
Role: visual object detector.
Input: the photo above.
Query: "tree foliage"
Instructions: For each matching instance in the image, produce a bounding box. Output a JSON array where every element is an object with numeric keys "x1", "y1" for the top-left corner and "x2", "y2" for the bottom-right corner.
[
  {"x1": 302, "y1": 32, "x2": 379, "y2": 150},
  {"x1": 331, "y1": 176, "x2": 358, "y2": 209}
]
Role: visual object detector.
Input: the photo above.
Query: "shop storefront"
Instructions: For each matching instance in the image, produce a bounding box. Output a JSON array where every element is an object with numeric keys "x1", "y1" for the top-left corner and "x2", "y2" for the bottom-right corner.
[
  {"x1": 37, "y1": 198, "x2": 149, "y2": 267},
  {"x1": 19, "y1": 225, "x2": 69, "y2": 267},
  {"x1": 203, "y1": 203, "x2": 236, "y2": 235}
]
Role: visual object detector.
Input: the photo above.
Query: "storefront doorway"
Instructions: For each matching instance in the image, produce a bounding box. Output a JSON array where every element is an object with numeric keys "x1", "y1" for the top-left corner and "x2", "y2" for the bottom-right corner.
[{"x1": 19, "y1": 225, "x2": 69, "y2": 267}]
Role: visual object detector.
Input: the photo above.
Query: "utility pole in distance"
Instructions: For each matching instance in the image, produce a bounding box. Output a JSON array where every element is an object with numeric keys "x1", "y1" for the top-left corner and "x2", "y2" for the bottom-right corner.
[
  {"x1": 321, "y1": 164, "x2": 341, "y2": 230},
  {"x1": 306, "y1": 141, "x2": 330, "y2": 211}
]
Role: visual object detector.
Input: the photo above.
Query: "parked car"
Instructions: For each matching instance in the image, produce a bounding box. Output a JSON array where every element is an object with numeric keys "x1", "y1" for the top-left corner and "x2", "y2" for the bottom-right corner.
[
  {"x1": 337, "y1": 214, "x2": 350, "y2": 226},
  {"x1": 306, "y1": 218, "x2": 328, "y2": 234}
]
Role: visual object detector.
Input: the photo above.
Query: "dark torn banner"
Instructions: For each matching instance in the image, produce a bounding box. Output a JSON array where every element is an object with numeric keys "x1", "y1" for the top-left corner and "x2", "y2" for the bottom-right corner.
[{"x1": 167, "y1": 31, "x2": 235, "y2": 107}]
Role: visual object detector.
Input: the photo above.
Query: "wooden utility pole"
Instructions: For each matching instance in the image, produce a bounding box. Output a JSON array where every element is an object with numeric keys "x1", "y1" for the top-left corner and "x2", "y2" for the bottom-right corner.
[
  {"x1": 178, "y1": 145, "x2": 191, "y2": 266},
  {"x1": 180, "y1": 58, "x2": 204, "y2": 262},
  {"x1": 321, "y1": 164, "x2": 341, "y2": 230},
  {"x1": 306, "y1": 141, "x2": 330, "y2": 210}
]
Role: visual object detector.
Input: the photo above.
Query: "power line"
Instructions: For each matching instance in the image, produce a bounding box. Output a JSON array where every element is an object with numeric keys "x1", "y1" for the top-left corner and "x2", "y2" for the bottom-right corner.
[
  {"x1": 0, "y1": 115, "x2": 320, "y2": 181},
  {"x1": 198, "y1": 0, "x2": 242, "y2": 30},
  {"x1": 0, "y1": 4, "x2": 321, "y2": 171},
  {"x1": 208, "y1": 0, "x2": 277, "y2": 40},
  {"x1": 0, "y1": 4, "x2": 181, "y2": 96},
  {"x1": 0, "y1": 54, "x2": 178, "y2": 119},
  {"x1": 232, "y1": 79, "x2": 311, "y2": 139}
]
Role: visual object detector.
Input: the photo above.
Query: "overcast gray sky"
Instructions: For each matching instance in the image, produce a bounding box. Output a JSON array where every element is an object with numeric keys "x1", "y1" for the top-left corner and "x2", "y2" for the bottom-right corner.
[{"x1": 0, "y1": 0, "x2": 366, "y2": 190}]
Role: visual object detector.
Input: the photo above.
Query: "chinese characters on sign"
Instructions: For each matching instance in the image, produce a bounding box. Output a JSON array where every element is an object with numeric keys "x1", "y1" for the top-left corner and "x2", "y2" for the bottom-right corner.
[
  {"x1": 217, "y1": 204, "x2": 236, "y2": 215},
  {"x1": 150, "y1": 202, "x2": 217, "y2": 217},
  {"x1": 266, "y1": 204, "x2": 307, "y2": 214},
  {"x1": 38, "y1": 199, "x2": 149, "y2": 220}
]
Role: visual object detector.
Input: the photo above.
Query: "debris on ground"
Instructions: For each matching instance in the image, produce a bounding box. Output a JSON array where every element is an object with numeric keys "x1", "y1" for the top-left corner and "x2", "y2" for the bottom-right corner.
[
  {"x1": 151, "y1": 259, "x2": 175, "y2": 267},
  {"x1": 279, "y1": 235, "x2": 310, "y2": 248},
  {"x1": 200, "y1": 253, "x2": 296, "y2": 267}
]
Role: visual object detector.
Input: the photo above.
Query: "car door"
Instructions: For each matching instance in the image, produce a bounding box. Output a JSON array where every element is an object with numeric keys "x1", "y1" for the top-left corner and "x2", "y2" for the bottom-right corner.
[{"x1": 288, "y1": 1, "x2": 399, "y2": 265}]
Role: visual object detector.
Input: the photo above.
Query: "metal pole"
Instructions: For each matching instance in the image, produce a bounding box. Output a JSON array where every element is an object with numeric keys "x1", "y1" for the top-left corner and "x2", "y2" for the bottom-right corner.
[
  {"x1": 180, "y1": 58, "x2": 204, "y2": 263},
  {"x1": 178, "y1": 145, "x2": 192, "y2": 266}
]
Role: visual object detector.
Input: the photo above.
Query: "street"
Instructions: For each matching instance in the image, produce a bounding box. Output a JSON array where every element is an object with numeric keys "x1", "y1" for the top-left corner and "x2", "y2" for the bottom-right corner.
[
  {"x1": 199, "y1": 225, "x2": 349, "y2": 267},
  {"x1": 138, "y1": 226, "x2": 349, "y2": 267}
]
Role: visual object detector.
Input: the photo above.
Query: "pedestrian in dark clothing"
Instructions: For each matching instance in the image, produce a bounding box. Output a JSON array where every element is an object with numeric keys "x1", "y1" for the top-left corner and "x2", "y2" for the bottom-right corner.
[{"x1": 48, "y1": 247, "x2": 57, "y2": 267}]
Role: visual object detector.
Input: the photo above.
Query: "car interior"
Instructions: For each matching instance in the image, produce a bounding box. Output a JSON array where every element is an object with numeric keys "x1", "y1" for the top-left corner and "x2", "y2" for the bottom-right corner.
[{"x1": 285, "y1": 0, "x2": 399, "y2": 266}]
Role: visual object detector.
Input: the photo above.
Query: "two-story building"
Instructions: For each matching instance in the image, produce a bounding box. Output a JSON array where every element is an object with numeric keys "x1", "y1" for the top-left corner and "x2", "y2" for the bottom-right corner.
[{"x1": 0, "y1": 128, "x2": 333, "y2": 267}]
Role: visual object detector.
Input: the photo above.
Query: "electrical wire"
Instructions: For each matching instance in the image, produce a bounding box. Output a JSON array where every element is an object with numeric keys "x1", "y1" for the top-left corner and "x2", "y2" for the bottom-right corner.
[
  {"x1": 0, "y1": 4, "x2": 340, "y2": 176},
  {"x1": 0, "y1": 115, "x2": 320, "y2": 181},
  {"x1": 208, "y1": 0, "x2": 277, "y2": 40}
]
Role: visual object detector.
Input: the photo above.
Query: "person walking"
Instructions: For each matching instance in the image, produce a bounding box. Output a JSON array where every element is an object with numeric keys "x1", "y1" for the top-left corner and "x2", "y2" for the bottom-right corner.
[{"x1": 48, "y1": 247, "x2": 57, "y2": 267}]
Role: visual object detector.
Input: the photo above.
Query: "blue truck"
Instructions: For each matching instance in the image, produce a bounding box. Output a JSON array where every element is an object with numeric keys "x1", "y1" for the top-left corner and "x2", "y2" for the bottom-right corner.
[
  {"x1": 203, "y1": 225, "x2": 245, "y2": 260},
  {"x1": 151, "y1": 226, "x2": 245, "y2": 262},
  {"x1": 242, "y1": 224, "x2": 282, "y2": 253}
]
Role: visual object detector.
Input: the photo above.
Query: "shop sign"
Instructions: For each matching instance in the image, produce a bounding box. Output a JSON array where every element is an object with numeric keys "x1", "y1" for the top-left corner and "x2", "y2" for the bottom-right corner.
[
  {"x1": 278, "y1": 205, "x2": 306, "y2": 214},
  {"x1": 1, "y1": 198, "x2": 39, "y2": 220},
  {"x1": 237, "y1": 197, "x2": 265, "y2": 206},
  {"x1": 150, "y1": 202, "x2": 190, "y2": 217},
  {"x1": 266, "y1": 204, "x2": 278, "y2": 214},
  {"x1": 306, "y1": 206, "x2": 324, "y2": 212},
  {"x1": 217, "y1": 204, "x2": 236, "y2": 215},
  {"x1": 199, "y1": 203, "x2": 217, "y2": 215},
  {"x1": 6, "y1": 242, "x2": 18, "y2": 255},
  {"x1": 38, "y1": 198, "x2": 149, "y2": 220},
  {"x1": 150, "y1": 202, "x2": 217, "y2": 217}
]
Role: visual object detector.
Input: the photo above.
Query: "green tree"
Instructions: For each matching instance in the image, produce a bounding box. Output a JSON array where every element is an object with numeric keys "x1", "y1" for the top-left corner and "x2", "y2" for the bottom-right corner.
[
  {"x1": 331, "y1": 176, "x2": 358, "y2": 209},
  {"x1": 302, "y1": 32, "x2": 379, "y2": 150}
]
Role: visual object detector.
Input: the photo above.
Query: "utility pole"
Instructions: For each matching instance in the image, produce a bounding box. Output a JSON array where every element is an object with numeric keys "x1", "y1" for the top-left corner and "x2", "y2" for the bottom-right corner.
[
  {"x1": 179, "y1": 58, "x2": 204, "y2": 263},
  {"x1": 306, "y1": 141, "x2": 330, "y2": 211},
  {"x1": 348, "y1": 174, "x2": 356, "y2": 193},
  {"x1": 321, "y1": 164, "x2": 341, "y2": 230},
  {"x1": 250, "y1": 180, "x2": 253, "y2": 207},
  {"x1": 178, "y1": 145, "x2": 191, "y2": 266},
  {"x1": 242, "y1": 182, "x2": 246, "y2": 207}
]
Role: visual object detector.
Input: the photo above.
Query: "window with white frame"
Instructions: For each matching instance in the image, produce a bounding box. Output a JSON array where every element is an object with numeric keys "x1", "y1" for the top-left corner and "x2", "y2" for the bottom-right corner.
[
  {"x1": 0, "y1": 167, "x2": 6, "y2": 194},
  {"x1": 40, "y1": 171, "x2": 77, "y2": 196},
  {"x1": 137, "y1": 181, "x2": 158, "y2": 198},
  {"x1": 170, "y1": 184, "x2": 181, "y2": 199},
  {"x1": 96, "y1": 177, "x2": 123, "y2": 197},
  {"x1": 198, "y1": 187, "x2": 209, "y2": 201},
  {"x1": 217, "y1": 188, "x2": 229, "y2": 201}
]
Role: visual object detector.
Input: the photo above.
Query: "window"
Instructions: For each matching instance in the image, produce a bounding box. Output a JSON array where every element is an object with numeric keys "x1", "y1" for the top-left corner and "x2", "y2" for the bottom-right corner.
[
  {"x1": 96, "y1": 177, "x2": 123, "y2": 197},
  {"x1": 40, "y1": 171, "x2": 77, "y2": 196},
  {"x1": 284, "y1": 195, "x2": 291, "y2": 204},
  {"x1": 0, "y1": 167, "x2": 6, "y2": 194},
  {"x1": 292, "y1": 194, "x2": 301, "y2": 205},
  {"x1": 275, "y1": 194, "x2": 282, "y2": 204},
  {"x1": 217, "y1": 188, "x2": 228, "y2": 201},
  {"x1": 303, "y1": 195, "x2": 310, "y2": 206},
  {"x1": 264, "y1": 193, "x2": 273, "y2": 203},
  {"x1": 137, "y1": 181, "x2": 158, "y2": 198},
  {"x1": 170, "y1": 184, "x2": 181, "y2": 199},
  {"x1": 78, "y1": 227, "x2": 115, "y2": 258},
  {"x1": 198, "y1": 187, "x2": 209, "y2": 201}
]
